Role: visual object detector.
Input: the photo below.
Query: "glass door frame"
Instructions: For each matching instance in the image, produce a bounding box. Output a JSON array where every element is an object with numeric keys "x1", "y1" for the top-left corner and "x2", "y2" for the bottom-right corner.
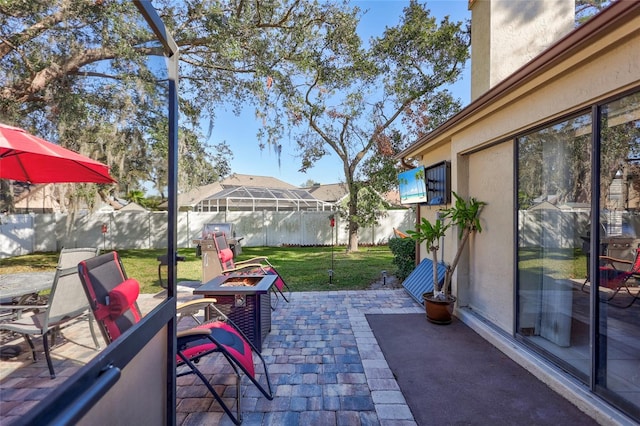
[
  {"x1": 19, "y1": 2, "x2": 180, "y2": 424},
  {"x1": 515, "y1": 87, "x2": 640, "y2": 421}
]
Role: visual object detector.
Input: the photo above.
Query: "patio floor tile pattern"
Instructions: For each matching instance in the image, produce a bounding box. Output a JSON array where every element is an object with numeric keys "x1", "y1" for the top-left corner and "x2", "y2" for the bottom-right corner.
[
  {"x1": 178, "y1": 290, "x2": 423, "y2": 426},
  {"x1": 1, "y1": 289, "x2": 424, "y2": 425}
]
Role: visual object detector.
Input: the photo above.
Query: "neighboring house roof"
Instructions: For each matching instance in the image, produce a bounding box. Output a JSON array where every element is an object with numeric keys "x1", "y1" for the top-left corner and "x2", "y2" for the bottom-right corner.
[
  {"x1": 529, "y1": 201, "x2": 561, "y2": 211},
  {"x1": 305, "y1": 183, "x2": 349, "y2": 203},
  {"x1": 119, "y1": 202, "x2": 147, "y2": 211},
  {"x1": 558, "y1": 202, "x2": 590, "y2": 211},
  {"x1": 305, "y1": 183, "x2": 405, "y2": 208},
  {"x1": 384, "y1": 189, "x2": 402, "y2": 207},
  {"x1": 221, "y1": 173, "x2": 296, "y2": 189},
  {"x1": 176, "y1": 182, "x2": 223, "y2": 209},
  {"x1": 533, "y1": 194, "x2": 559, "y2": 205},
  {"x1": 175, "y1": 174, "x2": 298, "y2": 209},
  {"x1": 11, "y1": 183, "x2": 118, "y2": 213}
]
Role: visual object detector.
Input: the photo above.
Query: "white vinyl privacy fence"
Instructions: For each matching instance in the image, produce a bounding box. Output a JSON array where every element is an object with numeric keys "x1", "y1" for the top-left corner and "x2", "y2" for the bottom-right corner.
[{"x1": 0, "y1": 210, "x2": 415, "y2": 258}]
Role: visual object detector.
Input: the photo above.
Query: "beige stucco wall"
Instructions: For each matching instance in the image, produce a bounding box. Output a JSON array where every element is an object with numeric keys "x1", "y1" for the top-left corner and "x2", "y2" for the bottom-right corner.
[
  {"x1": 456, "y1": 18, "x2": 640, "y2": 158},
  {"x1": 452, "y1": 15, "x2": 640, "y2": 153},
  {"x1": 415, "y1": 140, "x2": 514, "y2": 334},
  {"x1": 470, "y1": 0, "x2": 574, "y2": 101},
  {"x1": 463, "y1": 143, "x2": 514, "y2": 332},
  {"x1": 410, "y1": 9, "x2": 640, "y2": 333}
]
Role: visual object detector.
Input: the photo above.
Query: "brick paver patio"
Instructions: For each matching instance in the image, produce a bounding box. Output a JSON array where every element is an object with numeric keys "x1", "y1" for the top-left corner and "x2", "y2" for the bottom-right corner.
[{"x1": 1, "y1": 288, "x2": 423, "y2": 425}]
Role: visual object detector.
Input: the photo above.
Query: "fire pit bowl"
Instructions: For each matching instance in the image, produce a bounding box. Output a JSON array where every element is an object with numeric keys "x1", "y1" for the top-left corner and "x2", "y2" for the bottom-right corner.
[{"x1": 220, "y1": 276, "x2": 261, "y2": 287}]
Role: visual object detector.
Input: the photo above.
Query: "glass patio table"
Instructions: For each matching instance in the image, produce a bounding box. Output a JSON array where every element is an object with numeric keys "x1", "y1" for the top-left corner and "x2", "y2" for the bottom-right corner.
[{"x1": 0, "y1": 271, "x2": 55, "y2": 318}]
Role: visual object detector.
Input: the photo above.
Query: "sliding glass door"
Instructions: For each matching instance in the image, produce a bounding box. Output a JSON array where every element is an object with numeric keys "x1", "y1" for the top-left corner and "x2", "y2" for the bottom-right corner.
[
  {"x1": 597, "y1": 92, "x2": 640, "y2": 417},
  {"x1": 517, "y1": 89, "x2": 640, "y2": 420},
  {"x1": 516, "y1": 112, "x2": 592, "y2": 380}
]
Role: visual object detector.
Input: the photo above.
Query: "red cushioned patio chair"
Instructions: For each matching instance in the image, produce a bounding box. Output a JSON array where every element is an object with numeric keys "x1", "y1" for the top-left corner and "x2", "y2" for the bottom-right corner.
[
  {"x1": 582, "y1": 247, "x2": 640, "y2": 308},
  {"x1": 212, "y1": 231, "x2": 291, "y2": 310},
  {"x1": 77, "y1": 251, "x2": 273, "y2": 425}
]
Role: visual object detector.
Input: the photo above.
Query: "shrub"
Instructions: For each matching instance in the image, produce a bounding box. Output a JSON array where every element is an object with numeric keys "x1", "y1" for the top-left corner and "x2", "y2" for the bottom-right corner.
[{"x1": 388, "y1": 237, "x2": 416, "y2": 282}]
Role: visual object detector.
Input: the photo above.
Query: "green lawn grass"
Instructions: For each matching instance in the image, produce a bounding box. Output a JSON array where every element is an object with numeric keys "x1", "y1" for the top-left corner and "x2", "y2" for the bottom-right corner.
[{"x1": 1, "y1": 246, "x2": 395, "y2": 294}]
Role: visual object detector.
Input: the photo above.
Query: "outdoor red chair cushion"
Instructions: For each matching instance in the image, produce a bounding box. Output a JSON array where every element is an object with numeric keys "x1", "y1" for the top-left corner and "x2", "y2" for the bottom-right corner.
[
  {"x1": 109, "y1": 278, "x2": 140, "y2": 320},
  {"x1": 218, "y1": 248, "x2": 234, "y2": 263}
]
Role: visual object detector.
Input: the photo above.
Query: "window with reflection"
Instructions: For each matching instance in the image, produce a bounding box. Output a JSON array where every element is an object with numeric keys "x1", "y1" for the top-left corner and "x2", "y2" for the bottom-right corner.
[
  {"x1": 517, "y1": 89, "x2": 640, "y2": 418},
  {"x1": 517, "y1": 112, "x2": 592, "y2": 380},
  {"x1": 598, "y1": 91, "x2": 640, "y2": 414}
]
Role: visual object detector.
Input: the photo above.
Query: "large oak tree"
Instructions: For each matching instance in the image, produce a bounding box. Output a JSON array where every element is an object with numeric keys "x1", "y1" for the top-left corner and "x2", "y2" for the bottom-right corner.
[
  {"x1": 1, "y1": 0, "x2": 610, "y2": 228},
  {"x1": 259, "y1": 1, "x2": 469, "y2": 251},
  {"x1": 0, "y1": 0, "x2": 354, "y2": 209}
]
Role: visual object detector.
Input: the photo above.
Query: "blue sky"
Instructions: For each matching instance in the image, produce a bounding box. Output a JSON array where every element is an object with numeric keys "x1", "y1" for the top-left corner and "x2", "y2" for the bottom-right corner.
[{"x1": 212, "y1": 1, "x2": 472, "y2": 187}]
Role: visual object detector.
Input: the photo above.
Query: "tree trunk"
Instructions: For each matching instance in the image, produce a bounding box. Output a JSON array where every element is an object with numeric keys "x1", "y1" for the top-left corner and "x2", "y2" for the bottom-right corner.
[
  {"x1": 348, "y1": 230, "x2": 359, "y2": 252},
  {"x1": 0, "y1": 180, "x2": 14, "y2": 213},
  {"x1": 442, "y1": 227, "x2": 472, "y2": 294},
  {"x1": 431, "y1": 246, "x2": 439, "y2": 293}
]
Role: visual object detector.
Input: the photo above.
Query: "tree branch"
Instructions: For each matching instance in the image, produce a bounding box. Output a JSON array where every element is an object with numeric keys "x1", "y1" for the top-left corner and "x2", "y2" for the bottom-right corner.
[{"x1": 0, "y1": 8, "x2": 66, "y2": 59}]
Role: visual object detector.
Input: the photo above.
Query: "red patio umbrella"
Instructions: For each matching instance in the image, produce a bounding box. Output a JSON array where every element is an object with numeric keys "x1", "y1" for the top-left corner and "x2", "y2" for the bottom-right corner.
[{"x1": 0, "y1": 123, "x2": 116, "y2": 184}]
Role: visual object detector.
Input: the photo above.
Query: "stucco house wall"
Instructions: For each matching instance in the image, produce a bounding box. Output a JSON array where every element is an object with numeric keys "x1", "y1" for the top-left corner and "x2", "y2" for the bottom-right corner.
[
  {"x1": 465, "y1": 143, "x2": 514, "y2": 331},
  {"x1": 408, "y1": 3, "x2": 640, "y2": 335},
  {"x1": 462, "y1": 8, "x2": 637, "y2": 332},
  {"x1": 399, "y1": 3, "x2": 640, "y2": 423},
  {"x1": 470, "y1": 0, "x2": 575, "y2": 101}
]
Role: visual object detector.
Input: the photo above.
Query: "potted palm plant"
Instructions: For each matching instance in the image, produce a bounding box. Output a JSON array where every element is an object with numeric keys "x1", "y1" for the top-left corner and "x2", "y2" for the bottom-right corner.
[{"x1": 406, "y1": 192, "x2": 486, "y2": 324}]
